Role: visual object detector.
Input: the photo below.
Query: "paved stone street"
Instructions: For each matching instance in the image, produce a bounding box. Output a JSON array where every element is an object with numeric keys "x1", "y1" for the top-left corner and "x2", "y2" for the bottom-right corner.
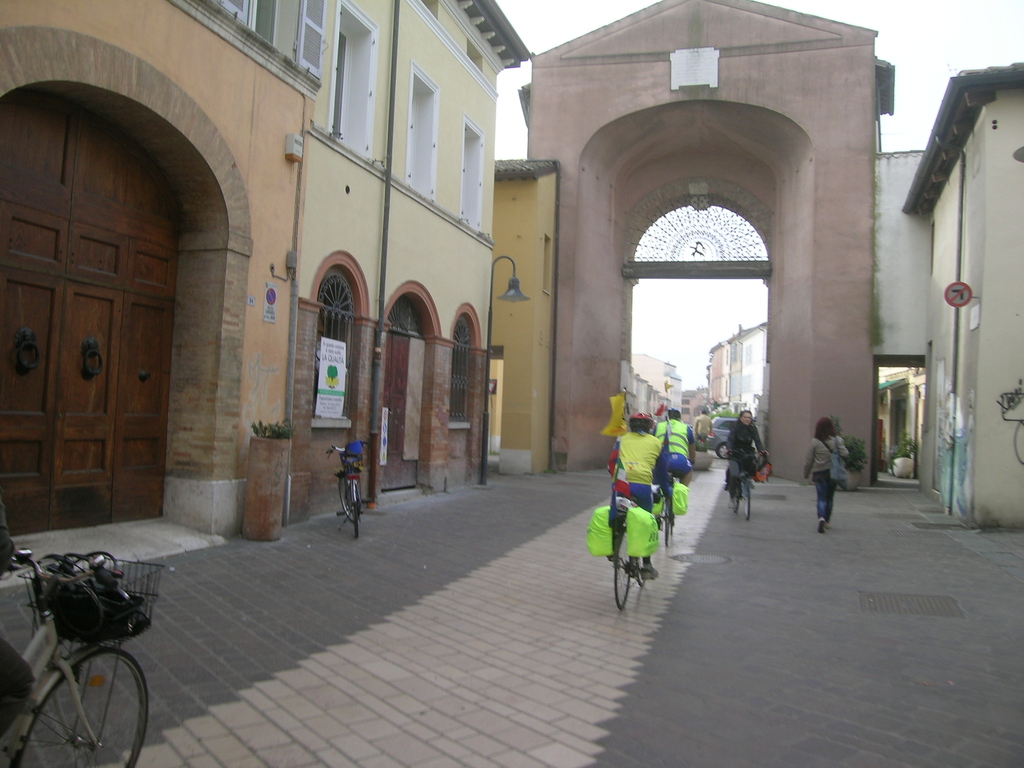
[{"x1": 2, "y1": 464, "x2": 1023, "y2": 767}]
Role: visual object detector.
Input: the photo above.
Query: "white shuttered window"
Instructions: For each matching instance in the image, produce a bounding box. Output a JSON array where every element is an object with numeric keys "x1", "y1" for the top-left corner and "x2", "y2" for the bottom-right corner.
[{"x1": 298, "y1": 0, "x2": 327, "y2": 77}]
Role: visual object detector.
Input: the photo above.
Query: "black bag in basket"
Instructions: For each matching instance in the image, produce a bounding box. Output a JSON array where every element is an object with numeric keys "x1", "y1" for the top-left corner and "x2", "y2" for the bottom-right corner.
[{"x1": 53, "y1": 579, "x2": 150, "y2": 642}]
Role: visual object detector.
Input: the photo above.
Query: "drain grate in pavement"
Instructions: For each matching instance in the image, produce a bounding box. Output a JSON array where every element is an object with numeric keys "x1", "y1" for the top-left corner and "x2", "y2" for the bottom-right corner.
[
  {"x1": 859, "y1": 592, "x2": 964, "y2": 617},
  {"x1": 888, "y1": 530, "x2": 950, "y2": 539},
  {"x1": 756, "y1": 494, "x2": 787, "y2": 501},
  {"x1": 874, "y1": 512, "x2": 926, "y2": 520},
  {"x1": 912, "y1": 521, "x2": 969, "y2": 530},
  {"x1": 670, "y1": 553, "x2": 731, "y2": 564}
]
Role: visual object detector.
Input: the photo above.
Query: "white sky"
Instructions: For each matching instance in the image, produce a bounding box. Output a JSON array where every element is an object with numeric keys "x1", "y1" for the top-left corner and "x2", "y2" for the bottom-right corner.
[{"x1": 492, "y1": 0, "x2": 1024, "y2": 390}]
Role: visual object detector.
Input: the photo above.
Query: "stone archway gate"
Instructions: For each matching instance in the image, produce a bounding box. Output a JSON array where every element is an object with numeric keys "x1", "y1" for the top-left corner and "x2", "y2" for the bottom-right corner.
[{"x1": 529, "y1": 0, "x2": 883, "y2": 480}]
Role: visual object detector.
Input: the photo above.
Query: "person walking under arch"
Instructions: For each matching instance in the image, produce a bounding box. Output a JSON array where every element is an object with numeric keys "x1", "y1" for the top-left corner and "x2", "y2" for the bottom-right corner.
[
  {"x1": 655, "y1": 408, "x2": 695, "y2": 488},
  {"x1": 803, "y1": 416, "x2": 848, "y2": 533},
  {"x1": 608, "y1": 412, "x2": 671, "y2": 579}
]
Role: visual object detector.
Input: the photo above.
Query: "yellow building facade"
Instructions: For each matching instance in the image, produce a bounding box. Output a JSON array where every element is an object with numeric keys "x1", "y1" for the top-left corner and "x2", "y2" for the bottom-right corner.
[
  {"x1": 0, "y1": 0, "x2": 528, "y2": 536},
  {"x1": 490, "y1": 161, "x2": 558, "y2": 474}
]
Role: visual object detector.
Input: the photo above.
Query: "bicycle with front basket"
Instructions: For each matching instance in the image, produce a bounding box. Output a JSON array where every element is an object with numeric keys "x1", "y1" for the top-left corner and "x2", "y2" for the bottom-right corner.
[
  {"x1": 1, "y1": 549, "x2": 162, "y2": 767},
  {"x1": 329, "y1": 440, "x2": 364, "y2": 538}
]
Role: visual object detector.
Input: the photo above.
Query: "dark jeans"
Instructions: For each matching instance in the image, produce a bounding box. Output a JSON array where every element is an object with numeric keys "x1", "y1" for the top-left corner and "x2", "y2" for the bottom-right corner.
[
  {"x1": 813, "y1": 470, "x2": 837, "y2": 521},
  {"x1": 0, "y1": 635, "x2": 33, "y2": 737}
]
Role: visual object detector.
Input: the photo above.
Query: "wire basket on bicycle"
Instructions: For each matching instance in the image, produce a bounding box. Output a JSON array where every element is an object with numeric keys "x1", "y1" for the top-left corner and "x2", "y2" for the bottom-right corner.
[
  {"x1": 334, "y1": 440, "x2": 364, "y2": 476},
  {"x1": 23, "y1": 553, "x2": 163, "y2": 644}
]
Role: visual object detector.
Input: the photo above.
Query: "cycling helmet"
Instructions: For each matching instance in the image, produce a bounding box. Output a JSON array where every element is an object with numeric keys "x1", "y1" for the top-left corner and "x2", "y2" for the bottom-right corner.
[{"x1": 628, "y1": 412, "x2": 654, "y2": 433}]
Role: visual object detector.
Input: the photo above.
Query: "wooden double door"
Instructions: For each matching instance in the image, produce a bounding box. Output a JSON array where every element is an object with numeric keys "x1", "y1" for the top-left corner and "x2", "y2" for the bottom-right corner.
[{"x1": 0, "y1": 91, "x2": 179, "y2": 534}]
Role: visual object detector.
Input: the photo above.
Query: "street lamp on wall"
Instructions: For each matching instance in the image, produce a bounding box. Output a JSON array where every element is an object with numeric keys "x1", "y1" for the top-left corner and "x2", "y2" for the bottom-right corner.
[{"x1": 481, "y1": 255, "x2": 529, "y2": 485}]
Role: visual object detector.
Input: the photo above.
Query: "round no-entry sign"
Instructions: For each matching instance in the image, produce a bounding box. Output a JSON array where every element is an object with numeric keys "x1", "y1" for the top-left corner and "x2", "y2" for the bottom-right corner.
[{"x1": 944, "y1": 281, "x2": 972, "y2": 308}]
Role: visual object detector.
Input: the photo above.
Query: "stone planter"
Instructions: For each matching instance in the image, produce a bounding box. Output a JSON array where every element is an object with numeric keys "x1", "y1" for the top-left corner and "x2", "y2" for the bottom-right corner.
[
  {"x1": 242, "y1": 436, "x2": 290, "y2": 541},
  {"x1": 893, "y1": 457, "x2": 915, "y2": 478},
  {"x1": 692, "y1": 451, "x2": 714, "y2": 471},
  {"x1": 841, "y1": 469, "x2": 861, "y2": 491}
]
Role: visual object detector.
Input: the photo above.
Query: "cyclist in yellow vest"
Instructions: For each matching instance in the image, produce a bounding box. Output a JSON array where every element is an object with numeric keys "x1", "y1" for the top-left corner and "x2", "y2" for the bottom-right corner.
[
  {"x1": 608, "y1": 413, "x2": 671, "y2": 579},
  {"x1": 655, "y1": 408, "x2": 695, "y2": 487}
]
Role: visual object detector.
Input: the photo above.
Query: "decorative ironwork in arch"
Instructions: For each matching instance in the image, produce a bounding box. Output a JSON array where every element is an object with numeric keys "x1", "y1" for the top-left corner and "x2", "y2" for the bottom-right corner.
[
  {"x1": 316, "y1": 272, "x2": 355, "y2": 417},
  {"x1": 388, "y1": 295, "x2": 423, "y2": 337},
  {"x1": 634, "y1": 205, "x2": 768, "y2": 263},
  {"x1": 449, "y1": 317, "x2": 471, "y2": 421}
]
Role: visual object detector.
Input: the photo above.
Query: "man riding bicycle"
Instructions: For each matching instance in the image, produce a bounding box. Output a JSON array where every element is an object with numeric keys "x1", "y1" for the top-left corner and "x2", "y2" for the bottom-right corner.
[
  {"x1": 655, "y1": 408, "x2": 695, "y2": 488},
  {"x1": 608, "y1": 412, "x2": 671, "y2": 580},
  {"x1": 725, "y1": 410, "x2": 767, "y2": 500}
]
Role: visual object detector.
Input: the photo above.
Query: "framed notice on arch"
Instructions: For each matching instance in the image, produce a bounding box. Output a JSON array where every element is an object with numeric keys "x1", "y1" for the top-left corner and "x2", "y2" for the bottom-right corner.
[{"x1": 315, "y1": 338, "x2": 346, "y2": 418}]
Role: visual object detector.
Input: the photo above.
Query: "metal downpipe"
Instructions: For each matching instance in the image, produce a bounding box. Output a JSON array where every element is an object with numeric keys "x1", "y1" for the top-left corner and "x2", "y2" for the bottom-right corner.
[{"x1": 367, "y1": 0, "x2": 402, "y2": 503}]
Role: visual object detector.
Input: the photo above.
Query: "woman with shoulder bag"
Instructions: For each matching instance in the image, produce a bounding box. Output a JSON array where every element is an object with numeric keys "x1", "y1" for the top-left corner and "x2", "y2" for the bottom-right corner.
[{"x1": 803, "y1": 417, "x2": 848, "y2": 533}]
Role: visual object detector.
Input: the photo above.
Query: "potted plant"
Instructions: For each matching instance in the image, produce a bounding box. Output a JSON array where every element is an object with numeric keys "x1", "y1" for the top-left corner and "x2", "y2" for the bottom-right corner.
[
  {"x1": 891, "y1": 432, "x2": 918, "y2": 478},
  {"x1": 830, "y1": 416, "x2": 867, "y2": 491},
  {"x1": 242, "y1": 420, "x2": 292, "y2": 541},
  {"x1": 692, "y1": 436, "x2": 714, "y2": 471},
  {"x1": 840, "y1": 436, "x2": 867, "y2": 491}
]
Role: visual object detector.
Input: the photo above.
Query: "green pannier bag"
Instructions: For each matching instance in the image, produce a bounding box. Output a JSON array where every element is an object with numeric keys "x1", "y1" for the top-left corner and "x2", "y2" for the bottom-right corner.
[
  {"x1": 652, "y1": 495, "x2": 664, "y2": 517},
  {"x1": 673, "y1": 482, "x2": 689, "y2": 516},
  {"x1": 626, "y1": 506, "x2": 659, "y2": 558},
  {"x1": 586, "y1": 506, "x2": 613, "y2": 557}
]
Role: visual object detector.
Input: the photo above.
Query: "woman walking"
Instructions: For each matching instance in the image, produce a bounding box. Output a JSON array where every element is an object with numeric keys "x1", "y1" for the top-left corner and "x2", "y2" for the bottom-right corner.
[{"x1": 803, "y1": 417, "x2": 848, "y2": 533}]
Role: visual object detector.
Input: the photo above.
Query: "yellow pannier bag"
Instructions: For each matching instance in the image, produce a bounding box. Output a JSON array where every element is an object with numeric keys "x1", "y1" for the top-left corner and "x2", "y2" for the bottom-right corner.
[
  {"x1": 586, "y1": 506, "x2": 614, "y2": 557},
  {"x1": 673, "y1": 482, "x2": 689, "y2": 516},
  {"x1": 626, "y1": 506, "x2": 659, "y2": 558}
]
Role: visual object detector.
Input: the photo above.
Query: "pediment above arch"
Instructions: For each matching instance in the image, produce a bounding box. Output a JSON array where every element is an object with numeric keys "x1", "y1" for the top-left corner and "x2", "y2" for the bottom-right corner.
[{"x1": 539, "y1": 0, "x2": 875, "y2": 62}]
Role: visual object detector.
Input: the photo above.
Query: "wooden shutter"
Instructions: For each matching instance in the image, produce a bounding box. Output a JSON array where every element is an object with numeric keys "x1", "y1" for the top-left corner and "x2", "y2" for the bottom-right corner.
[{"x1": 298, "y1": 0, "x2": 327, "y2": 77}]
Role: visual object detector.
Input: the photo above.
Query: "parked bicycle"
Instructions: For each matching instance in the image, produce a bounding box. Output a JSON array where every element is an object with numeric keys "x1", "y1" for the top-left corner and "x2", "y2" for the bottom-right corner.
[
  {"x1": 329, "y1": 441, "x2": 364, "y2": 538},
  {"x1": 1, "y1": 550, "x2": 162, "y2": 768}
]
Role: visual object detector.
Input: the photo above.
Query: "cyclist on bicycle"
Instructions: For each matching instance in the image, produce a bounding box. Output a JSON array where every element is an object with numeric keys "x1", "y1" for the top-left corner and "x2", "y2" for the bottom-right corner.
[
  {"x1": 608, "y1": 412, "x2": 671, "y2": 579},
  {"x1": 0, "y1": 488, "x2": 34, "y2": 738},
  {"x1": 655, "y1": 408, "x2": 695, "y2": 488},
  {"x1": 725, "y1": 410, "x2": 767, "y2": 500}
]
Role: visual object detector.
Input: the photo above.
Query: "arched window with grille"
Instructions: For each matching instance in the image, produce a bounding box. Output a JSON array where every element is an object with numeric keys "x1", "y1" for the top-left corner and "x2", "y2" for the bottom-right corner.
[
  {"x1": 316, "y1": 272, "x2": 355, "y2": 417},
  {"x1": 450, "y1": 316, "x2": 470, "y2": 421}
]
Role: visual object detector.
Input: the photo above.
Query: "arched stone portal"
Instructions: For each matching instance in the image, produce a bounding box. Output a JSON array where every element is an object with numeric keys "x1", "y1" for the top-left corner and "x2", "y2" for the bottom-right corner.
[
  {"x1": 0, "y1": 27, "x2": 256, "y2": 533},
  {"x1": 530, "y1": 0, "x2": 878, "y2": 480}
]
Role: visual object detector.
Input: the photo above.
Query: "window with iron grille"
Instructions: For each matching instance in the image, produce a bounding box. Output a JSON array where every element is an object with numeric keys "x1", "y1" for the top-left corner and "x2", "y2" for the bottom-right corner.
[
  {"x1": 387, "y1": 295, "x2": 422, "y2": 336},
  {"x1": 316, "y1": 273, "x2": 354, "y2": 417},
  {"x1": 450, "y1": 317, "x2": 470, "y2": 421}
]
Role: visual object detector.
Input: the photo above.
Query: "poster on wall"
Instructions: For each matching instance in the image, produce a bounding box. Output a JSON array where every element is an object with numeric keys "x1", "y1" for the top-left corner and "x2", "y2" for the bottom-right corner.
[
  {"x1": 380, "y1": 407, "x2": 389, "y2": 466},
  {"x1": 314, "y1": 338, "x2": 346, "y2": 418}
]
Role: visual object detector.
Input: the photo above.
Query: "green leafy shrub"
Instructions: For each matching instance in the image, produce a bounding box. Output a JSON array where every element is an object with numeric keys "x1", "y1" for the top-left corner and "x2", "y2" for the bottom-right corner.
[
  {"x1": 892, "y1": 432, "x2": 918, "y2": 459},
  {"x1": 843, "y1": 436, "x2": 867, "y2": 471},
  {"x1": 829, "y1": 415, "x2": 867, "y2": 472},
  {"x1": 251, "y1": 420, "x2": 292, "y2": 439}
]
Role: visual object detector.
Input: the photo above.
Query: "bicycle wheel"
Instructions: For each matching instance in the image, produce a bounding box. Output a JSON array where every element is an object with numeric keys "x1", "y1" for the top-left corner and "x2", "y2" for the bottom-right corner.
[
  {"x1": 664, "y1": 494, "x2": 674, "y2": 546},
  {"x1": 337, "y1": 477, "x2": 355, "y2": 527},
  {"x1": 744, "y1": 477, "x2": 752, "y2": 520},
  {"x1": 613, "y1": 530, "x2": 631, "y2": 610},
  {"x1": 346, "y1": 478, "x2": 361, "y2": 539},
  {"x1": 14, "y1": 646, "x2": 148, "y2": 768}
]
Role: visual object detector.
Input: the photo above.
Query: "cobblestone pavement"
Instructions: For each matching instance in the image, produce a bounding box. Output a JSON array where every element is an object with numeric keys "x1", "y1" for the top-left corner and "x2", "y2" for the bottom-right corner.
[{"x1": 1, "y1": 465, "x2": 1022, "y2": 767}]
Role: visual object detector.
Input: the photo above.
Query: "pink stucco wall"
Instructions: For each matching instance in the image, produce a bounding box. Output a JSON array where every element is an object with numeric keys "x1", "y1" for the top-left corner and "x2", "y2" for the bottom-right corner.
[{"x1": 530, "y1": 0, "x2": 877, "y2": 479}]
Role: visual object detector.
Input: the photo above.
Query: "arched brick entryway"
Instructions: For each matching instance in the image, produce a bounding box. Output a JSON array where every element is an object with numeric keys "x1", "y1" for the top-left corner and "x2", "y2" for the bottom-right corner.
[{"x1": 0, "y1": 28, "x2": 252, "y2": 532}]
